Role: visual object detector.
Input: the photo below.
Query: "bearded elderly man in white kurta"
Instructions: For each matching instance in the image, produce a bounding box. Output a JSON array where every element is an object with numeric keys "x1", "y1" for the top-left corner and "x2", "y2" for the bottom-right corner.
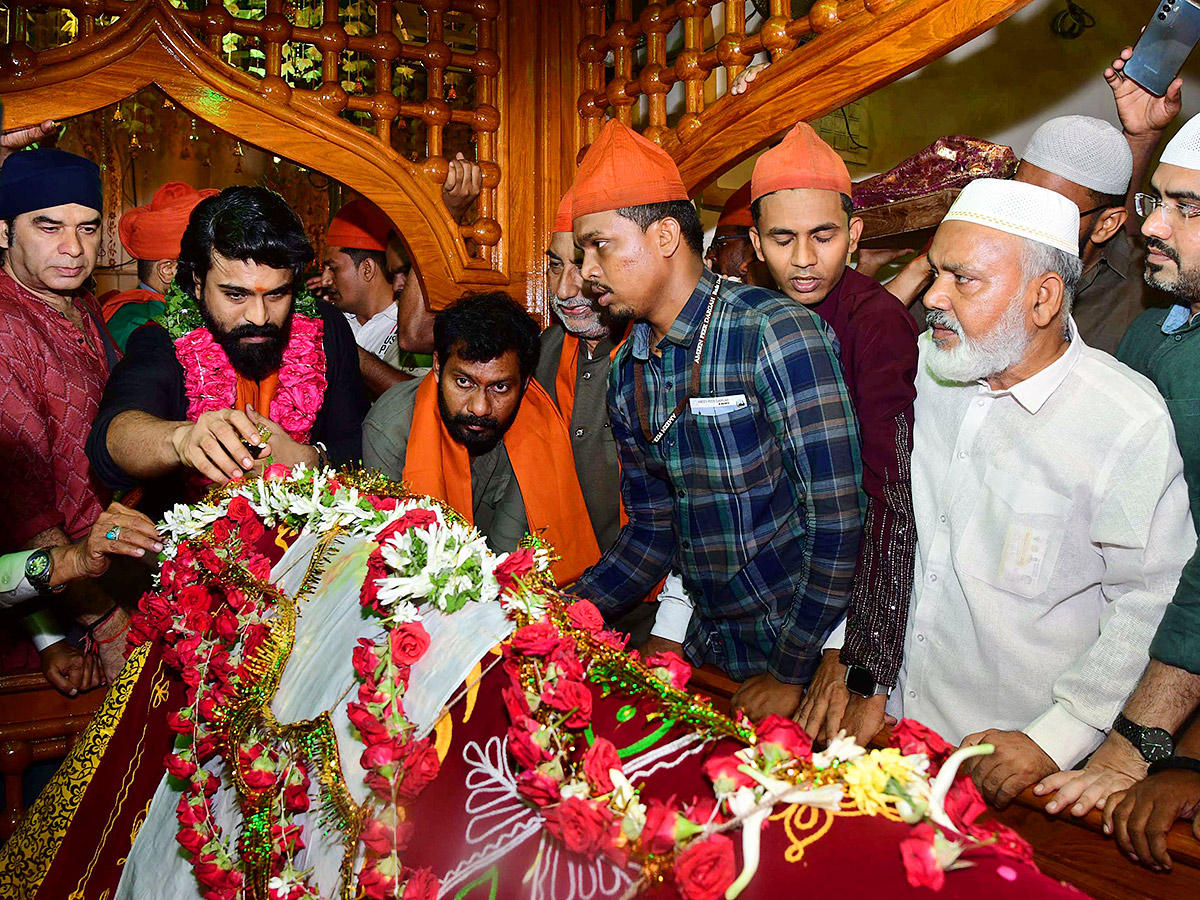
[{"x1": 828, "y1": 178, "x2": 1195, "y2": 810}]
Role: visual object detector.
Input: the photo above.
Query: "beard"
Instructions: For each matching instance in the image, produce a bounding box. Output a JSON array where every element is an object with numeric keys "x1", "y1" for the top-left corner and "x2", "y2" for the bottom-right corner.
[
  {"x1": 551, "y1": 296, "x2": 609, "y2": 340},
  {"x1": 1145, "y1": 237, "x2": 1200, "y2": 300},
  {"x1": 925, "y1": 298, "x2": 1032, "y2": 385},
  {"x1": 437, "y1": 382, "x2": 520, "y2": 455},
  {"x1": 199, "y1": 298, "x2": 293, "y2": 381}
]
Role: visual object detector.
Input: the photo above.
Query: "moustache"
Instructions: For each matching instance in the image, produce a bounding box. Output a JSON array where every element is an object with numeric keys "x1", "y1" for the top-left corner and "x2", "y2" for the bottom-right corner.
[
  {"x1": 586, "y1": 280, "x2": 614, "y2": 296},
  {"x1": 1145, "y1": 237, "x2": 1180, "y2": 265},
  {"x1": 926, "y1": 309, "x2": 962, "y2": 335},
  {"x1": 227, "y1": 322, "x2": 285, "y2": 342},
  {"x1": 452, "y1": 412, "x2": 500, "y2": 431}
]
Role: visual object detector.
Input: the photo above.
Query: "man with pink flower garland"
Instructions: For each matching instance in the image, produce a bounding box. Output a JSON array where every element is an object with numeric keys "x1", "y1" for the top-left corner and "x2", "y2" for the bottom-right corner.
[{"x1": 87, "y1": 186, "x2": 368, "y2": 511}]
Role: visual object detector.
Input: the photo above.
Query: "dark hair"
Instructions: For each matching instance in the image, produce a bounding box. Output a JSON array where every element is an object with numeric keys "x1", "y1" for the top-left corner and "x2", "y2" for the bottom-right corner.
[
  {"x1": 1083, "y1": 188, "x2": 1126, "y2": 214},
  {"x1": 340, "y1": 246, "x2": 388, "y2": 273},
  {"x1": 176, "y1": 186, "x2": 313, "y2": 303},
  {"x1": 434, "y1": 291, "x2": 541, "y2": 379},
  {"x1": 750, "y1": 191, "x2": 855, "y2": 228},
  {"x1": 0, "y1": 217, "x2": 12, "y2": 265},
  {"x1": 616, "y1": 200, "x2": 705, "y2": 254},
  {"x1": 136, "y1": 257, "x2": 156, "y2": 284}
]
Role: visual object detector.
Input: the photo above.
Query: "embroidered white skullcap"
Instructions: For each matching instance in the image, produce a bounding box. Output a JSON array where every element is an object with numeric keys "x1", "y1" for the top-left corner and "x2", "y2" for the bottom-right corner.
[
  {"x1": 1021, "y1": 115, "x2": 1132, "y2": 196},
  {"x1": 941, "y1": 178, "x2": 1080, "y2": 257},
  {"x1": 1160, "y1": 112, "x2": 1200, "y2": 171}
]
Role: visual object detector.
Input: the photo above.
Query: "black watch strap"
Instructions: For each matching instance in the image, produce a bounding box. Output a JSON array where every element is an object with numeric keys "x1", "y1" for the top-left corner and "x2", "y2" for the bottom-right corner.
[
  {"x1": 1148, "y1": 756, "x2": 1200, "y2": 777},
  {"x1": 1113, "y1": 712, "x2": 1175, "y2": 763},
  {"x1": 24, "y1": 547, "x2": 60, "y2": 594}
]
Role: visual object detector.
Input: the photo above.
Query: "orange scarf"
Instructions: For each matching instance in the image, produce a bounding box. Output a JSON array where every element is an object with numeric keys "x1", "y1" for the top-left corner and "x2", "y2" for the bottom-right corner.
[
  {"x1": 555, "y1": 333, "x2": 629, "y2": 528},
  {"x1": 402, "y1": 373, "x2": 600, "y2": 586},
  {"x1": 235, "y1": 372, "x2": 279, "y2": 418},
  {"x1": 101, "y1": 287, "x2": 161, "y2": 322}
]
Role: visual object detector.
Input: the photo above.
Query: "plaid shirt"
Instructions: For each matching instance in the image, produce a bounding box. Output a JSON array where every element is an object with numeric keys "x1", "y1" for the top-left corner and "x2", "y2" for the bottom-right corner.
[{"x1": 574, "y1": 269, "x2": 863, "y2": 682}]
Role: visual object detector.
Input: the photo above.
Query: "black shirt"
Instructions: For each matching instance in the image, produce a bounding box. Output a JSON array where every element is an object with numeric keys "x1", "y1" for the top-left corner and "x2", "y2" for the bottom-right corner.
[{"x1": 86, "y1": 301, "x2": 367, "y2": 498}]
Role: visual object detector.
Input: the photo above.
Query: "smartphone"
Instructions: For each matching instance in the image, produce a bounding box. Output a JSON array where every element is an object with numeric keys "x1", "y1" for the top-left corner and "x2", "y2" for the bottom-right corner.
[{"x1": 1124, "y1": 0, "x2": 1200, "y2": 97}]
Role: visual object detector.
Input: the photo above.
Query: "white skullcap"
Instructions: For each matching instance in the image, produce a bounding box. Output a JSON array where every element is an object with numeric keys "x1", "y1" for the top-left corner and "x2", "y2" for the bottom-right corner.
[
  {"x1": 1160, "y1": 113, "x2": 1200, "y2": 171},
  {"x1": 1021, "y1": 115, "x2": 1132, "y2": 196},
  {"x1": 942, "y1": 178, "x2": 1080, "y2": 257}
]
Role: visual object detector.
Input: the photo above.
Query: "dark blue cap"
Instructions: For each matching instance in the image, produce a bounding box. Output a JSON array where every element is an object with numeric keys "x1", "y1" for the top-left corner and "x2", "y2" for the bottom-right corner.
[{"x1": 0, "y1": 148, "x2": 102, "y2": 219}]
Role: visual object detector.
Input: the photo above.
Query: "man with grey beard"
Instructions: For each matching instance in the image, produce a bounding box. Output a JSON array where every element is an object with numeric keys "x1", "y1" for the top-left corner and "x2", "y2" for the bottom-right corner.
[{"x1": 825, "y1": 177, "x2": 1193, "y2": 811}]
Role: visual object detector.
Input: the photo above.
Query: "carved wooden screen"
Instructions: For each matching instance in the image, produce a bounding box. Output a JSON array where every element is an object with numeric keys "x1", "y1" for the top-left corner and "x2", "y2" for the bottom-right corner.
[{"x1": 578, "y1": 0, "x2": 1034, "y2": 190}]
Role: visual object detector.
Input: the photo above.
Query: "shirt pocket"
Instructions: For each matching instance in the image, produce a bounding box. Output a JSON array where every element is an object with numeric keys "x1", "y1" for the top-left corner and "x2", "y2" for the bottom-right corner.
[
  {"x1": 956, "y1": 466, "x2": 1072, "y2": 599},
  {"x1": 684, "y1": 404, "x2": 773, "y2": 494}
]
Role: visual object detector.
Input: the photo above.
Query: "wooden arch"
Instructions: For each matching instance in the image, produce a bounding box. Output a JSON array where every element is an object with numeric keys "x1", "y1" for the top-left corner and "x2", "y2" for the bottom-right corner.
[{"x1": 0, "y1": 0, "x2": 503, "y2": 304}]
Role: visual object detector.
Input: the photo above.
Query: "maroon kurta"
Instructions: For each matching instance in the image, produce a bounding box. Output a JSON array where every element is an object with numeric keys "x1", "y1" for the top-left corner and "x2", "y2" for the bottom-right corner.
[
  {"x1": 811, "y1": 266, "x2": 920, "y2": 687},
  {"x1": 0, "y1": 268, "x2": 111, "y2": 547}
]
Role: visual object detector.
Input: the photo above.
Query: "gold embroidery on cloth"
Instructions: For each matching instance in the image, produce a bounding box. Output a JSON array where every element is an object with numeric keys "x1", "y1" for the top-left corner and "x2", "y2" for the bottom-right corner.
[{"x1": 0, "y1": 642, "x2": 153, "y2": 900}]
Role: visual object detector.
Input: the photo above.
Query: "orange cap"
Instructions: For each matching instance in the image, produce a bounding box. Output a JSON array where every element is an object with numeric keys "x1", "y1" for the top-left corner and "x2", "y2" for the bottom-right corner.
[
  {"x1": 326, "y1": 198, "x2": 394, "y2": 252},
  {"x1": 553, "y1": 187, "x2": 574, "y2": 233},
  {"x1": 119, "y1": 182, "x2": 218, "y2": 260},
  {"x1": 716, "y1": 182, "x2": 753, "y2": 230},
  {"x1": 751, "y1": 122, "x2": 852, "y2": 203},
  {"x1": 571, "y1": 120, "x2": 688, "y2": 219}
]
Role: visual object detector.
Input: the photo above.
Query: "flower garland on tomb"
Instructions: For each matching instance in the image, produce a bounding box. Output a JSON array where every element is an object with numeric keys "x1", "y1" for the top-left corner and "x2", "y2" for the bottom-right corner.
[
  {"x1": 158, "y1": 281, "x2": 327, "y2": 445},
  {"x1": 128, "y1": 465, "x2": 1039, "y2": 900}
]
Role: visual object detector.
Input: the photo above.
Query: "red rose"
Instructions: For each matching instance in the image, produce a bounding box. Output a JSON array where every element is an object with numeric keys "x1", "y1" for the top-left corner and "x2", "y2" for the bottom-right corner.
[
  {"x1": 899, "y1": 823, "x2": 945, "y2": 890},
  {"x1": 494, "y1": 548, "x2": 537, "y2": 593},
  {"x1": 516, "y1": 769, "x2": 561, "y2": 807},
  {"x1": 243, "y1": 552, "x2": 271, "y2": 580},
  {"x1": 377, "y1": 508, "x2": 440, "y2": 545},
  {"x1": 641, "y1": 799, "x2": 679, "y2": 854},
  {"x1": 565, "y1": 599, "x2": 605, "y2": 633},
  {"x1": 542, "y1": 679, "x2": 593, "y2": 728},
  {"x1": 943, "y1": 776, "x2": 988, "y2": 836},
  {"x1": 756, "y1": 714, "x2": 813, "y2": 761},
  {"x1": 402, "y1": 867, "x2": 439, "y2": 900},
  {"x1": 595, "y1": 629, "x2": 628, "y2": 651},
  {"x1": 166, "y1": 752, "x2": 198, "y2": 781},
  {"x1": 211, "y1": 608, "x2": 239, "y2": 643},
  {"x1": 196, "y1": 547, "x2": 224, "y2": 575},
  {"x1": 347, "y1": 702, "x2": 391, "y2": 746},
  {"x1": 361, "y1": 735, "x2": 408, "y2": 771},
  {"x1": 360, "y1": 553, "x2": 390, "y2": 613},
  {"x1": 357, "y1": 860, "x2": 398, "y2": 900},
  {"x1": 582, "y1": 737, "x2": 621, "y2": 794},
  {"x1": 674, "y1": 834, "x2": 737, "y2": 900},
  {"x1": 398, "y1": 742, "x2": 440, "y2": 799},
  {"x1": 701, "y1": 752, "x2": 754, "y2": 793},
  {"x1": 507, "y1": 722, "x2": 551, "y2": 769},
  {"x1": 989, "y1": 821, "x2": 1035, "y2": 863},
  {"x1": 359, "y1": 816, "x2": 414, "y2": 855},
  {"x1": 176, "y1": 825, "x2": 208, "y2": 854},
  {"x1": 271, "y1": 822, "x2": 305, "y2": 854},
  {"x1": 263, "y1": 463, "x2": 291, "y2": 480},
  {"x1": 511, "y1": 621, "x2": 560, "y2": 657},
  {"x1": 352, "y1": 638, "x2": 383, "y2": 680},
  {"x1": 389, "y1": 623, "x2": 431, "y2": 667},
  {"x1": 890, "y1": 719, "x2": 954, "y2": 768},
  {"x1": 175, "y1": 584, "x2": 213, "y2": 615},
  {"x1": 544, "y1": 796, "x2": 614, "y2": 860},
  {"x1": 211, "y1": 516, "x2": 235, "y2": 544},
  {"x1": 548, "y1": 641, "x2": 586, "y2": 681},
  {"x1": 645, "y1": 650, "x2": 692, "y2": 691},
  {"x1": 283, "y1": 780, "x2": 310, "y2": 812},
  {"x1": 501, "y1": 683, "x2": 531, "y2": 722}
]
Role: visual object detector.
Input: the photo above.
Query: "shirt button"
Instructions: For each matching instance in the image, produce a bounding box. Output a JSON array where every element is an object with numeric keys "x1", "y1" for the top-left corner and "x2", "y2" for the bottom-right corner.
[
  {"x1": 957, "y1": 451, "x2": 967, "y2": 459},
  {"x1": 916, "y1": 633, "x2": 925, "y2": 643},
  {"x1": 582, "y1": 372, "x2": 592, "y2": 380},
  {"x1": 681, "y1": 540, "x2": 691, "y2": 550},
  {"x1": 677, "y1": 488, "x2": 685, "y2": 498},
  {"x1": 939, "y1": 514, "x2": 947, "y2": 523},
  {"x1": 928, "y1": 573, "x2": 937, "y2": 583},
  {"x1": 908, "y1": 690, "x2": 916, "y2": 699},
  {"x1": 975, "y1": 398, "x2": 985, "y2": 407},
  {"x1": 1175, "y1": 334, "x2": 1184, "y2": 342},
  {"x1": 574, "y1": 428, "x2": 585, "y2": 437}
]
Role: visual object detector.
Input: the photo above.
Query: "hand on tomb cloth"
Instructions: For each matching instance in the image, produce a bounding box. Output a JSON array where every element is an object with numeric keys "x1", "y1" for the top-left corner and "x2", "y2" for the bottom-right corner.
[
  {"x1": 795, "y1": 649, "x2": 887, "y2": 747},
  {"x1": 1107, "y1": 45, "x2": 1182, "y2": 141},
  {"x1": 731, "y1": 672, "x2": 803, "y2": 721},
  {"x1": 1103, "y1": 769, "x2": 1200, "y2": 871},
  {"x1": 40, "y1": 638, "x2": 104, "y2": 696},
  {"x1": 1033, "y1": 733, "x2": 1145, "y2": 817},
  {"x1": 959, "y1": 729, "x2": 1058, "y2": 810}
]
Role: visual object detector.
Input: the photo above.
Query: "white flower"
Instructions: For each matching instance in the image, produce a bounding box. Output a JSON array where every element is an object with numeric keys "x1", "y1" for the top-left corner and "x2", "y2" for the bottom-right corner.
[
  {"x1": 811, "y1": 729, "x2": 868, "y2": 769},
  {"x1": 560, "y1": 779, "x2": 591, "y2": 800}
]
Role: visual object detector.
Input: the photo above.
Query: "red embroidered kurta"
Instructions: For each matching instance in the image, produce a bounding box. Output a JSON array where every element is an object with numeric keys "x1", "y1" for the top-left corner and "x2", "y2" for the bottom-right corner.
[{"x1": 0, "y1": 268, "x2": 111, "y2": 547}]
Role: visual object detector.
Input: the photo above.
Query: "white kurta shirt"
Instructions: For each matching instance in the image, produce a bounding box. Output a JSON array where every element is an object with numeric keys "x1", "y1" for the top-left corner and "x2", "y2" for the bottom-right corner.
[
  {"x1": 345, "y1": 303, "x2": 400, "y2": 365},
  {"x1": 883, "y1": 326, "x2": 1194, "y2": 769}
]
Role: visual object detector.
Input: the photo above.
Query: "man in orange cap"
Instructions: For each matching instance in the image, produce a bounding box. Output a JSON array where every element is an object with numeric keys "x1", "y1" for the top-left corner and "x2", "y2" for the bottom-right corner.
[
  {"x1": 746, "y1": 122, "x2": 920, "y2": 745},
  {"x1": 106, "y1": 182, "x2": 218, "y2": 351},
  {"x1": 705, "y1": 182, "x2": 771, "y2": 286},
  {"x1": 569, "y1": 119, "x2": 864, "y2": 721},
  {"x1": 322, "y1": 197, "x2": 433, "y2": 395}
]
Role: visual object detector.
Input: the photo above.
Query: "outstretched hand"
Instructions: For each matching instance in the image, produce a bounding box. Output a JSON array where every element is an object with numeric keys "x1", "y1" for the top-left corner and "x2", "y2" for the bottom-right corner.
[
  {"x1": 0, "y1": 120, "x2": 57, "y2": 165},
  {"x1": 57, "y1": 502, "x2": 164, "y2": 582},
  {"x1": 443, "y1": 152, "x2": 483, "y2": 224}
]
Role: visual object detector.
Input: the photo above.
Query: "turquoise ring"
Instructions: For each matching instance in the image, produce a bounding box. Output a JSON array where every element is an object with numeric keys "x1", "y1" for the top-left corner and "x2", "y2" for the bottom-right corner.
[{"x1": 105, "y1": 526, "x2": 121, "y2": 542}]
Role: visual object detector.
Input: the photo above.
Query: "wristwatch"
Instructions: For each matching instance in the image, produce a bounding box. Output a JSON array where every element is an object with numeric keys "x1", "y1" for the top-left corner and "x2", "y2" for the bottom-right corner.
[
  {"x1": 1112, "y1": 712, "x2": 1174, "y2": 763},
  {"x1": 844, "y1": 664, "x2": 881, "y2": 699},
  {"x1": 24, "y1": 548, "x2": 62, "y2": 595},
  {"x1": 1148, "y1": 756, "x2": 1200, "y2": 777}
]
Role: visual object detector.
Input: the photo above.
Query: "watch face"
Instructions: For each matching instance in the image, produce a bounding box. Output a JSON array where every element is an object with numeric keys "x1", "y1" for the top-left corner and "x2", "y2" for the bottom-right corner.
[
  {"x1": 26, "y1": 552, "x2": 50, "y2": 579},
  {"x1": 844, "y1": 666, "x2": 875, "y2": 698},
  {"x1": 1140, "y1": 728, "x2": 1175, "y2": 763}
]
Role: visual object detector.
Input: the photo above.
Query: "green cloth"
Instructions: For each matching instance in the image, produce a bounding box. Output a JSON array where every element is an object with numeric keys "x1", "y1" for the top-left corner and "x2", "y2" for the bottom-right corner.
[
  {"x1": 1118, "y1": 306, "x2": 1200, "y2": 674},
  {"x1": 107, "y1": 299, "x2": 165, "y2": 352}
]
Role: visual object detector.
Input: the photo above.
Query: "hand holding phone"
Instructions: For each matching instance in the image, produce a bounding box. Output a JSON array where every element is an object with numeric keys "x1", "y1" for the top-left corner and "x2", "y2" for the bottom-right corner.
[{"x1": 1124, "y1": 0, "x2": 1200, "y2": 97}]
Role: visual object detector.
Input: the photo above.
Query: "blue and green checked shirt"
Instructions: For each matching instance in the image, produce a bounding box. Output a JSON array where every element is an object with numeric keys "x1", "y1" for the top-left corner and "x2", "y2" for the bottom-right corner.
[{"x1": 573, "y1": 269, "x2": 863, "y2": 683}]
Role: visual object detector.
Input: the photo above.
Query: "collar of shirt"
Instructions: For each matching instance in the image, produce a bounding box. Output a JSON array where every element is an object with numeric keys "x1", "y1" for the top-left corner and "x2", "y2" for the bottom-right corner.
[
  {"x1": 630, "y1": 268, "x2": 718, "y2": 361},
  {"x1": 1078, "y1": 230, "x2": 1134, "y2": 295},
  {"x1": 1160, "y1": 303, "x2": 1200, "y2": 334},
  {"x1": 345, "y1": 302, "x2": 398, "y2": 348},
  {"x1": 137, "y1": 281, "x2": 159, "y2": 294},
  {"x1": 975, "y1": 319, "x2": 1082, "y2": 415}
]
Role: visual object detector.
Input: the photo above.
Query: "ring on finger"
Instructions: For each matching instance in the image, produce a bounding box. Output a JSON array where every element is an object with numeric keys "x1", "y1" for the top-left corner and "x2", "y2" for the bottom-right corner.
[{"x1": 105, "y1": 525, "x2": 122, "y2": 542}]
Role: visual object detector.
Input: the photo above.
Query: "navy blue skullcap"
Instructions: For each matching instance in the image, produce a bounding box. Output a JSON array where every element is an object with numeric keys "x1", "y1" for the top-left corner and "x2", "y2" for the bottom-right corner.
[{"x1": 0, "y1": 148, "x2": 102, "y2": 219}]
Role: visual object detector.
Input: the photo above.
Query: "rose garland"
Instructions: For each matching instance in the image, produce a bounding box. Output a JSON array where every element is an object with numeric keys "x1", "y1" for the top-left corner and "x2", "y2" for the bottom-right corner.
[{"x1": 128, "y1": 466, "x2": 545, "y2": 900}]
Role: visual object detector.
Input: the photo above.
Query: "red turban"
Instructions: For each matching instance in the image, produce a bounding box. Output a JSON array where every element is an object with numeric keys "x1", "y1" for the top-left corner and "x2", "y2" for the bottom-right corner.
[
  {"x1": 572, "y1": 120, "x2": 688, "y2": 219},
  {"x1": 327, "y1": 198, "x2": 393, "y2": 252},
  {"x1": 553, "y1": 188, "x2": 574, "y2": 234},
  {"x1": 716, "y1": 182, "x2": 754, "y2": 230},
  {"x1": 751, "y1": 122, "x2": 852, "y2": 202},
  {"x1": 118, "y1": 182, "x2": 217, "y2": 261}
]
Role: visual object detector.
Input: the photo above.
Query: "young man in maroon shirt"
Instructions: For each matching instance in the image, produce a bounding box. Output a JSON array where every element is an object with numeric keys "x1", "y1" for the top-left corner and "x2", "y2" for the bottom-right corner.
[{"x1": 748, "y1": 123, "x2": 920, "y2": 745}]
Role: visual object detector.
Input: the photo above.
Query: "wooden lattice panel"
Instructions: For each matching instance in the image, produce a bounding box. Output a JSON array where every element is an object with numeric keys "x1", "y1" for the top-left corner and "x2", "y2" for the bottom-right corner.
[{"x1": 1, "y1": 0, "x2": 502, "y2": 259}]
